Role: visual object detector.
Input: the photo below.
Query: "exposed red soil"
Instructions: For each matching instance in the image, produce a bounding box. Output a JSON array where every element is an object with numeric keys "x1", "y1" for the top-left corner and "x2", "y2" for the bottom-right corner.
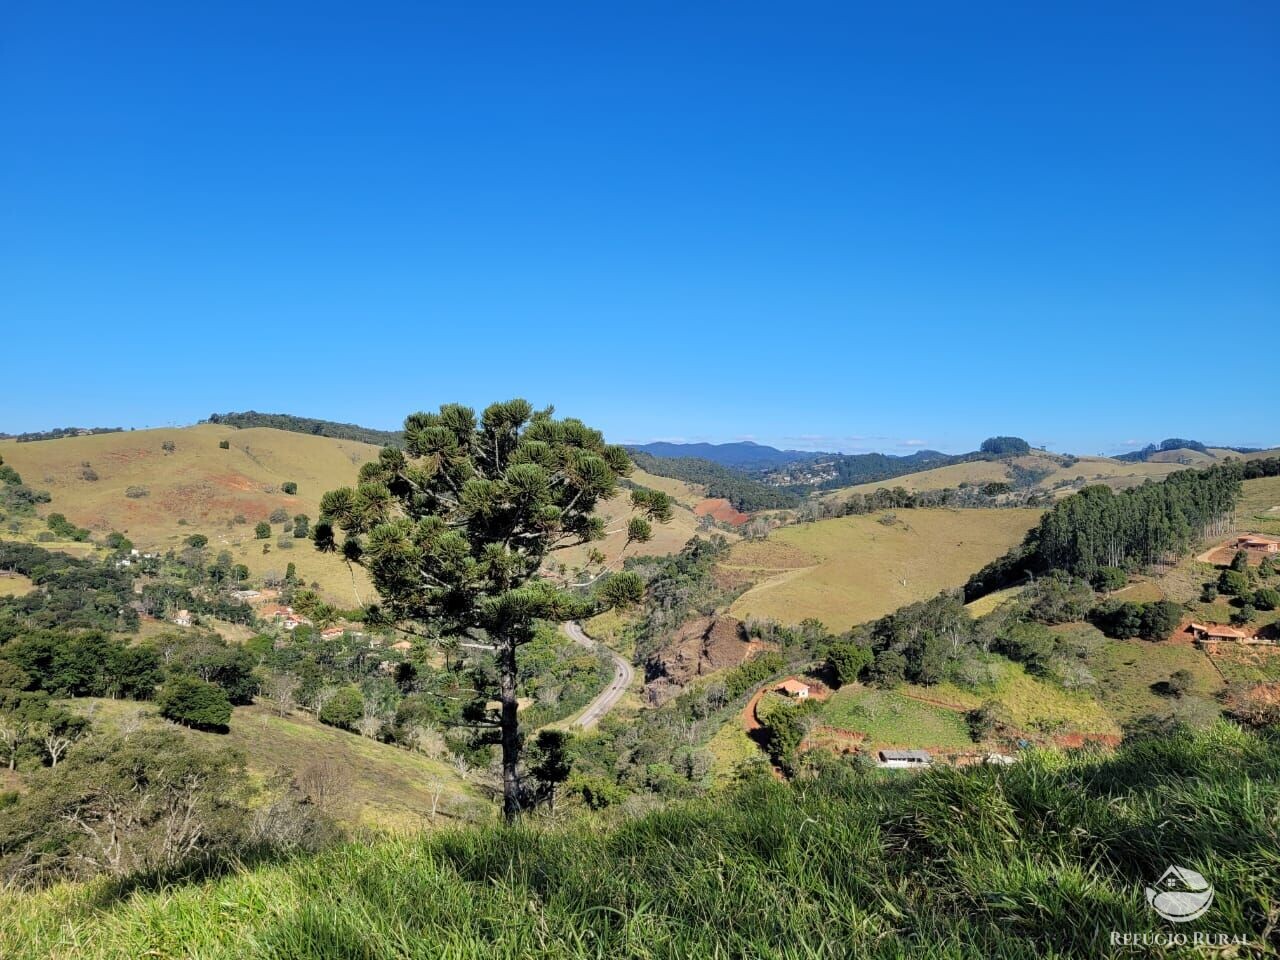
[
  {"x1": 693, "y1": 498, "x2": 751, "y2": 527},
  {"x1": 647, "y1": 616, "x2": 768, "y2": 686}
]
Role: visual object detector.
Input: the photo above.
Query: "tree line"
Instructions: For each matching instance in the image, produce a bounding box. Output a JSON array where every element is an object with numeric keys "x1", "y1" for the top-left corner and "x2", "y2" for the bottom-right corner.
[
  {"x1": 964, "y1": 461, "x2": 1280, "y2": 600},
  {"x1": 628, "y1": 451, "x2": 801, "y2": 511}
]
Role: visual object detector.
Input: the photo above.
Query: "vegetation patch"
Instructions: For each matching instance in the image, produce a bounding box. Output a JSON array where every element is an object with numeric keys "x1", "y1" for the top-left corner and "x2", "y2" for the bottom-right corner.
[
  {"x1": 728, "y1": 509, "x2": 1041, "y2": 629},
  {"x1": 820, "y1": 686, "x2": 973, "y2": 751}
]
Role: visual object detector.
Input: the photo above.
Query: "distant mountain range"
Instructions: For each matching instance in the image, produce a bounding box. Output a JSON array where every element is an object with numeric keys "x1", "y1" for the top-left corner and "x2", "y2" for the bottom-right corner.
[{"x1": 625, "y1": 441, "x2": 823, "y2": 470}]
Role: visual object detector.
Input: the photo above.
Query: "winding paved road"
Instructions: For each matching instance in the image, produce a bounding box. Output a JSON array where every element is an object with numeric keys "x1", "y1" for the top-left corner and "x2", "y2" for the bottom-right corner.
[{"x1": 563, "y1": 620, "x2": 633, "y2": 729}]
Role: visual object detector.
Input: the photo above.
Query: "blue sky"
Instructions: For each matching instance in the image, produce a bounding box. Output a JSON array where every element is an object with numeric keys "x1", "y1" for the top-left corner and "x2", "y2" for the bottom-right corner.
[{"x1": 2, "y1": 2, "x2": 1276, "y2": 456}]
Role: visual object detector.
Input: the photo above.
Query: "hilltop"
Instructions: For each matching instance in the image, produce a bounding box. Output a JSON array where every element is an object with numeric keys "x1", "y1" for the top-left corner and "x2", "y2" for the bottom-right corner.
[
  {"x1": 204, "y1": 411, "x2": 403, "y2": 447},
  {"x1": 0, "y1": 424, "x2": 380, "y2": 603}
]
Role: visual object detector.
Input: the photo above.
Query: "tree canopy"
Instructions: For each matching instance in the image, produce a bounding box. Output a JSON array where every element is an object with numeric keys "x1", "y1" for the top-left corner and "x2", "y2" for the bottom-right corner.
[{"x1": 314, "y1": 400, "x2": 670, "y2": 819}]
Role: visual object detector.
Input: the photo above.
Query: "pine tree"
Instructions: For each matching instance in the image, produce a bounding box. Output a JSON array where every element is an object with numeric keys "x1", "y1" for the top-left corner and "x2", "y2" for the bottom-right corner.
[{"x1": 314, "y1": 400, "x2": 669, "y2": 819}]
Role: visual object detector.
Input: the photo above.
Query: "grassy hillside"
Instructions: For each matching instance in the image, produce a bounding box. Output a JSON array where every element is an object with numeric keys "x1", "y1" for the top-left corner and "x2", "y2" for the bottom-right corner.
[
  {"x1": 0, "y1": 425, "x2": 380, "y2": 603},
  {"x1": 2, "y1": 724, "x2": 1275, "y2": 959},
  {"x1": 0, "y1": 430, "x2": 711, "y2": 605},
  {"x1": 820, "y1": 452, "x2": 1224, "y2": 505},
  {"x1": 724, "y1": 508, "x2": 1041, "y2": 629},
  {"x1": 67, "y1": 697, "x2": 487, "y2": 830},
  {"x1": 553, "y1": 467, "x2": 715, "y2": 572}
]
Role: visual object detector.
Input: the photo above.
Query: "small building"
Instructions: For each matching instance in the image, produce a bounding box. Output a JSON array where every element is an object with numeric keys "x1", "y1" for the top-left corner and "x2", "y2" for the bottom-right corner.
[
  {"x1": 320, "y1": 626, "x2": 345, "y2": 640},
  {"x1": 877, "y1": 749, "x2": 932, "y2": 768},
  {"x1": 173, "y1": 609, "x2": 192, "y2": 627},
  {"x1": 1189, "y1": 622, "x2": 1251, "y2": 644},
  {"x1": 776, "y1": 678, "x2": 810, "y2": 699},
  {"x1": 1235, "y1": 535, "x2": 1280, "y2": 554}
]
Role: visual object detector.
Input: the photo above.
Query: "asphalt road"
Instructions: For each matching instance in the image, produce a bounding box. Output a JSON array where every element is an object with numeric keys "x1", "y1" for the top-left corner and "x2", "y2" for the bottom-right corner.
[{"x1": 563, "y1": 620, "x2": 634, "y2": 729}]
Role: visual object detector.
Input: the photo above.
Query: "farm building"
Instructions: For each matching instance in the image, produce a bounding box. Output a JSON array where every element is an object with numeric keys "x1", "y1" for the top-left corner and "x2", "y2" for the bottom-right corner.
[
  {"x1": 877, "y1": 749, "x2": 932, "y2": 768},
  {"x1": 776, "y1": 678, "x2": 810, "y2": 699},
  {"x1": 1188, "y1": 622, "x2": 1272, "y2": 645},
  {"x1": 172, "y1": 609, "x2": 192, "y2": 627},
  {"x1": 1235, "y1": 535, "x2": 1280, "y2": 554}
]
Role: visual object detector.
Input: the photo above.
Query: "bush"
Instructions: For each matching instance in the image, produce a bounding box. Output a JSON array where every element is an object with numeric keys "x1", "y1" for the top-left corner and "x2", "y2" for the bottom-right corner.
[
  {"x1": 161, "y1": 440, "x2": 176, "y2": 453},
  {"x1": 281, "y1": 482, "x2": 297, "y2": 495},
  {"x1": 826, "y1": 640, "x2": 872, "y2": 686},
  {"x1": 254, "y1": 522, "x2": 271, "y2": 539},
  {"x1": 1251, "y1": 587, "x2": 1280, "y2": 611},
  {"x1": 1230, "y1": 550, "x2": 1251, "y2": 573},
  {"x1": 1200, "y1": 583, "x2": 1218, "y2": 603},
  {"x1": 1217, "y1": 569, "x2": 1250, "y2": 597},
  {"x1": 269, "y1": 508, "x2": 290, "y2": 524},
  {"x1": 185, "y1": 534, "x2": 208, "y2": 549},
  {"x1": 125, "y1": 486, "x2": 149, "y2": 498},
  {"x1": 1231, "y1": 604, "x2": 1257, "y2": 626},
  {"x1": 157, "y1": 675, "x2": 232, "y2": 731},
  {"x1": 1138, "y1": 600, "x2": 1182, "y2": 641},
  {"x1": 319, "y1": 687, "x2": 364, "y2": 730},
  {"x1": 1090, "y1": 567, "x2": 1127, "y2": 593},
  {"x1": 218, "y1": 439, "x2": 230, "y2": 449}
]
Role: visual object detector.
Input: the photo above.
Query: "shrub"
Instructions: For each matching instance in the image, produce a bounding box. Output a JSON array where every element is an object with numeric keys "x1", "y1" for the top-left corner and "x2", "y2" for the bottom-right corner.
[
  {"x1": 157, "y1": 675, "x2": 232, "y2": 731},
  {"x1": 1252, "y1": 587, "x2": 1280, "y2": 611},
  {"x1": 1200, "y1": 583, "x2": 1218, "y2": 603},
  {"x1": 276, "y1": 535, "x2": 294, "y2": 550},
  {"x1": 218, "y1": 439, "x2": 230, "y2": 449},
  {"x1": 281, "y1": 482, "x2": 297, "y2": 495},
  {"x1": 826, "y1": 640, "x2": 872, "y2": 686},
  {"x1": 79, "y1": 464, "x2": 98, "y2": 482},
  {"x1": 1231, "y1": 604, "x2": 1257, "y2": 626},
  {"x1": 1218, "y1": 569, "x2": 1250, "y2": 597},
  {"x1": 125, "y1": 485, "x2": 149, "y2": 498},
  {"x1": 185, "y1": 534, "x2": 208, "y2": 549},
  {"x1": 254, "y1": 522, "x2": 271, "y2": 539},
  {"x1": 269, "y1": 508, "x2": 290, "y2": 524},
  {"x1": 1230, "y1": 550, "x2": 1251, "y2": 573},
  {"x1": 319, "y1": 687, "x2": 364, "y2": 730},
  {"x1": 1138, "y1": 600, "x2": 1183, "y2": 641},
  {"x1": 161, "y1": 440, "x2": 176, "y2": 453},
  {"x1": 1090, "y1": 566, "x2": 1127, "y2": 593}
]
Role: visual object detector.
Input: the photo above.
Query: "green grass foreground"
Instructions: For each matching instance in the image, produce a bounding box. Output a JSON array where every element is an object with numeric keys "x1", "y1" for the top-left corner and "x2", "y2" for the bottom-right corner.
[{"x1": 3, "y1": 723, "x2": 1277, "y2": 959}]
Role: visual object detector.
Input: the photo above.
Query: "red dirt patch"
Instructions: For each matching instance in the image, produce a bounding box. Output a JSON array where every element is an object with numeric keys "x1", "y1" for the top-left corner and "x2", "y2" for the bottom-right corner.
[
  {"x1": 694, "y1": 498, "x2": 750, "y2": 527},
  {"x1": 647, "y1": 616, "x2": 767, "y2": 686}
]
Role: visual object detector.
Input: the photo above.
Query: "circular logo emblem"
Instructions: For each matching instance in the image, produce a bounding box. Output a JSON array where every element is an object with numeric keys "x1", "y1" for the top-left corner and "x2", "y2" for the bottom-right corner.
[{"x1": 1145, "y1": 866, "x2": 1214, "y2": 923}]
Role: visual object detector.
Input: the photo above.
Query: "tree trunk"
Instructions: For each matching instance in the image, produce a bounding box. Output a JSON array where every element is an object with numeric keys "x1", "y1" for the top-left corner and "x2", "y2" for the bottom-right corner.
[{"x1": 498, "y1": 635, "x2": 522, "y2": 822}]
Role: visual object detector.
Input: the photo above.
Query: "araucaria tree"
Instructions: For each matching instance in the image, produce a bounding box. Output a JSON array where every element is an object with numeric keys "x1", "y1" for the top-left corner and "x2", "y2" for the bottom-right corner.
[{"x1": 314, "y1": 400, "x2": 670, "y2": 820}]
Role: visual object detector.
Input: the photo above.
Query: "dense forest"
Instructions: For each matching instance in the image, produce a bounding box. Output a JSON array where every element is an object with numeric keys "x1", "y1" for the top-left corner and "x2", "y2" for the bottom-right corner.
[
  {"x1": 965, "y1": 459, "x2": 1280, "y2": 599},
  {"x1": 627, "y1": 452, "x2": 800, "y2": 510},
  {"x1": 204, "y1": 411, "x2": 403, "y2": 447}
]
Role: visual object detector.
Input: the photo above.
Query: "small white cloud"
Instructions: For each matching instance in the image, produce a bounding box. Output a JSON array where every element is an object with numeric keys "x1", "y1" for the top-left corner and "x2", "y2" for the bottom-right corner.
[
  {"x1": 898, "y1": 439, "x2": 928, "y2": 448},
  {"x1": 1121, "y1": 439, "x2": 1142, "y2": 447}
]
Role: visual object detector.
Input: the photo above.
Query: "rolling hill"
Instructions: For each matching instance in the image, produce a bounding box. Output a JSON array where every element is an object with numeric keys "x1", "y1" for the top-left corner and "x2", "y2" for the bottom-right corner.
[
  {"x1": 723, "y1": 508, "x2": 1042, "y2": 629},
  {"x1": 0, "y1": 424, "x2": 380, "y2": 604},
  {"x1": 0, "y1": 426, "x2": 713, "y2": 605}
]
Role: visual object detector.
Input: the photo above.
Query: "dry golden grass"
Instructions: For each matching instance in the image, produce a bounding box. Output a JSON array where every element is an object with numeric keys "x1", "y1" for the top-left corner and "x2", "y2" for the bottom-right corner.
[
  {"x1": 820, "y1": 453, "x2": 1185, "y2": 506},
  {"x1": 0, "y1": 573, "x2": 34, "y2": 596},
  {"x1": 726, "y1": 508, "x2": 1042, "y2": 629},
  {"x1": 1, "y1": 425, "x2": 380, "y2": 603},
  {"x1": 963, "y1": 584, "x2": 1025, "y2": 617}
]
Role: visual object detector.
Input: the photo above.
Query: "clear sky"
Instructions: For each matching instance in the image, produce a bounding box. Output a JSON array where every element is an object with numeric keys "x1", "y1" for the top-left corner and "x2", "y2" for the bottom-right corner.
[{"x1": 2, "y1": 2, "x2": 1276, "y2": 455}]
